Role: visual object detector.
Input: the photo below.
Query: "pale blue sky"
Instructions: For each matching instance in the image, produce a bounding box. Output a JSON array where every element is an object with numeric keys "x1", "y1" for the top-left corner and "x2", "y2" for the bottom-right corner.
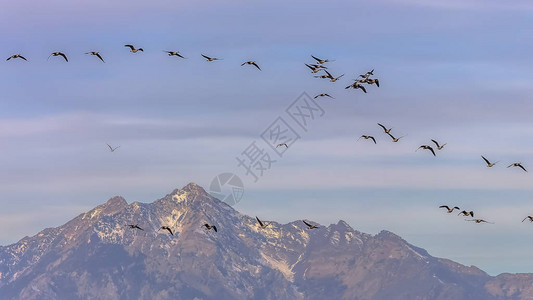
[{"x1": 1, "y1": 0, "x2": 533, "y2": 275}]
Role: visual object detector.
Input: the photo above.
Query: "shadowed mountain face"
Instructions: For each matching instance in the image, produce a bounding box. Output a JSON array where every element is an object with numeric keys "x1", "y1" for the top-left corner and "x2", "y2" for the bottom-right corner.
[{"x1": 0, "y1": 183, "x2": 531, "y2": 300}]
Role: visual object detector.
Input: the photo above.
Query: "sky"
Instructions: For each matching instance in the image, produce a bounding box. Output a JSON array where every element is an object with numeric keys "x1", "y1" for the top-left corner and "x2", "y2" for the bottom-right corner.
[{"x1": 1, "y1": 0, "x2": 533, "y2": 275}]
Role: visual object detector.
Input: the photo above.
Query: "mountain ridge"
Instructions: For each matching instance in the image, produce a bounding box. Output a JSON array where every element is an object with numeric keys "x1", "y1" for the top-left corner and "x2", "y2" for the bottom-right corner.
[{"x1": 0, "y1": 182, "x2": 532, "y2": 300}]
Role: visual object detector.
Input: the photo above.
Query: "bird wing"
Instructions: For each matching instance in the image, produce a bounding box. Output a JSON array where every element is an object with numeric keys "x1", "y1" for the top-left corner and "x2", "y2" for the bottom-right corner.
[
  {"x1": 124, "y1": 45, "x2": 135, "y2": 50},
  {"x1": 360, "y1": 85, "x2": 367, "y2": 93},
  {"x1": 311, "y1": 55, "x2": 321, "y2": 62},
  {"x1": 166, "y1": 228, "x2": 174, "y2": 235},
  {"x1": 326, "y1": 94, "x2": 334, "y2": 98},
  {"x1": 453, "y1": 207, "x2": 460, "y2": 210},
  {"x1": 431, "y1": 139, "x2": 440, "y2": 148},
  {"x1": 523, "y1": 217, "x2": 528, "y2": 222},
  {"x1": 6, "y1": 56, "x2": 12, "y2": 61},
  {"x1": 481, "y1": 156, "x2": 491, "y2": 165},
  {"x1": 324, "y1": 70, "x2": 333, "y2": 78},
  {"x1": 303, "y1": 220, "x2": 312, "y2": 227},
  {"x1": 377, "y1": 123, "x2": 387, "y2": 131},
  {"x1": 256, "y1": 216, "x2": 264, "y2": 227},
  {"x1": 19, "y1": 55, "x2": 27, "y2": 61},
  {"x1": 370, "y1": 136, "x2": 376, "y2": 144},
  {"x1": 241, "y1": 62, "x2": 247, "y2": 66},
  {"x1": 305, "y1": 64, "x2": 315, "y2": 70},
  {"x1": 213, "y1": 226, "x2": 217, "y2": 232},
  {"x1": 518, "y1": 164, "x2": 528, "y2": 172},
  {"x1": 439, "y1": 205, "x2": 450, "y2": 210},
  {"x1": 252, "y1": 62, "x2": 261, "y2": 70},
  {"x1": 387, "y1": 132, "x2": 396, "y2": 140},
  {"x1": 201, "y1": 54, "x2": 212, "y2": 60},
  {"x1": 107, "y1": 144, "x2": 113, "y2": 151},
  {"x1": 96, "y1": 53, "x2": 104, "y2": 62},
  {"x1": 176, "y1": 53, "x2": 185, "y2": 58},
  {"x1": 59, "y1": 53, "x2": 68, "y2": 62},
  {"x1": 375, "y1": 79, "x2": 379, "y2": 87},
  {"x1": 429, "y1": 147, "x2": 436, "y2": 156}
]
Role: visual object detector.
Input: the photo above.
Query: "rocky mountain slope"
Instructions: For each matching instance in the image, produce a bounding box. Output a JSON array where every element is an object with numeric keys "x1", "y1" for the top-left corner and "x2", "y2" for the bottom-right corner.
[{"x1": 0, "y1": 183, "x2": 531, "y2": 300}]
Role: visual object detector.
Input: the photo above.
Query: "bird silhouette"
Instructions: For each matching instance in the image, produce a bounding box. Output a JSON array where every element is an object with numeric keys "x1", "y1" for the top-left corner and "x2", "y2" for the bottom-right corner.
[
  {"x1": 159, "y1": 226, "x2": 173, "y2": 235},
  {"x1": 48, "y1": 52, "x2": 68, "y2": 62},
  {"x1": 201, "y1": 54, "x2": 222, "y2": 61},
  {"x1": 314, "y1": 93, "x2": 334, "y2": 99},
  {"x1": 458, "y1": 210, "x2": 474, "y2": 217},
  {"x1": 107, "y1": 144, "x2": 120, "y2": 152},
  {"x1": 125, "y1": 44, "x2": 144, "y2": 53},
  {"x1": 431, "y1": 139, "x2": 447, "y2": 150},
  {"x1": 241, "y1": 61, "x2": 261, "y2": 70},
  {"x1": 481, "y1": 156, "x2": 498, "y2": 167},
  {"x1": 416, "y1": 145, "x2": 436, "y2": 156},
  {"x1": 127, "y1": 224, "x2": 144, "y2": 231},
  {"x1": 439, "y1": 205, "x2": 460, "y2": 213},
  {"x1": 85, "y1": 51, "x2": 105, "y2": 63},
  {"x1": 358, "y1": 135, "x2": 376, "y2": 144},
  {"x1": 164, "y1": 51, "x2": 186, "y2": 58},
  {"x1": 387, "y1": 132, "x2": 406, "y2": 143},
  {"x1": 256, "y1": 216, "x2": 270, "y2": 229},
  {"x1": 303, "y1": 220, "x2": 319, "y2": 229},
  {"x1": 507, "y1": 163, "x2": 527, "y2": 172},
  {"x1": 203, "y1": 223, "x2": 218, "y2": 232},
  {"x1": 6, "y1": 54, "x2": 27, "y2": 61}
]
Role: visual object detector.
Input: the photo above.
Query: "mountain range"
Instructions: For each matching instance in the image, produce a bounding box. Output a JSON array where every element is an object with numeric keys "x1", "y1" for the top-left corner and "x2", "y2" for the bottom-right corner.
[{"x1": 1, "y1": 182, "x2": 532, "y2": 300}]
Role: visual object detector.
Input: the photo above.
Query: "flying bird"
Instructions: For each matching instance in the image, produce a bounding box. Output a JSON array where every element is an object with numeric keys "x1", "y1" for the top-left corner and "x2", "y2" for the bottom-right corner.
[
  {"x1": 311, "y1": 55, "x2": 333, "y2": 64},
  {"x1": 377, "y1": 123, "x2": 393, "y2": 134},
  {"x1": 159, "y1": 226, "x2": 173, "y2": 235},
  {"x1": 366, "y1": 78, "x2": 380, "y2": 87},
  {"x1": 164, "y1": 51, "x2": 186, "y2": 58},
  {"x1": 256, "y1": 216, "x2": 270, "y2": 229},
  {"x1": 345, "y1": 82, "x2": 367, "y2": 93},
  {"x1": 127, "y1": 224, "x2": 144, "y2": 231},
  {"x1": 320, "y1": 70, "x2": 343, "y2": 82},
  {"x1": 48, "y1": 52, "x2": 68, "y2": 62},
  {"x1": 303, "y1": 220, "x2": 319, "y2": 229},
  {"x1": 359, "y1": 69, "x2": 374, "y2": 79},
  {"x1": 203, "y1": 223, "x2": 217, "y2": 232},
  {"x1": 466, "y1": 219, "x2": 493, "y2": 224},
  {"x1": 358, "y1": 135, "x2": 376, "y2": 144},
  {"x1": 387, "y1": 132, "x2": 406, "y2": 143},
  {"x1": 107, "y1": 144, "x2": 120, "y2": 152},
  {"x1": 522, "y1": 216, "x2": 533, "y2": 222},
  {"x1": 305, "y1": 63, "x2": 324, "y2": 73},
  {"x1": 416, "y1": 145, "x2": 436, "y2": 156},
  {"x1": 507, "y1": 163, "x2": 527, "y2": 172},
  {"x1": 201, "y1": 54, "x2": 222, "y2": 61},
  {"x1": 276, "y1": 143, "x2": 288, "y2": 148},
  {"x1": 458, "y1": 210, "x2": 474, "y2": 217},
  {"x1": 439, "y1": 205, "x2": 460, "y2": 213},
  {"x1": 85, "y1": 51, "x2": 105, "y2": 62},
  {"x1": 6, "y1": 54, "x2": 27, "y2": 61},
  {"x1": 481, "y1": 156, "x2": 498, "y2": 167},
  {"x1": 431, "y1": 139, "x2": 447, "y2": 150},
  {"x1": 241, "y1": 61, "x2": 261, "y2": 70},
  {"x1": 314, "y1": 93, "x2": 334, "y2": 99},
  {"x1": 124, "y1": 44, "x2": 143, "y2": 53}
]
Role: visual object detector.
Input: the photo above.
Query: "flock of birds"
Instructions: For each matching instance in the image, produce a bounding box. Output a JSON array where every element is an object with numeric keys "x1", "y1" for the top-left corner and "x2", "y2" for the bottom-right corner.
[
  {"x1": 125, "y1": 216, "x2": 320, "y2": 236},
  {"x1": 7, "y1": 44, "x2": 530, "y2": 235},
  {"x1": 6, "y1": 44, "x2": 264, "y2": 72},
  {"x1": 357, "y1": 122, "x2": 528, "y2": 225}
]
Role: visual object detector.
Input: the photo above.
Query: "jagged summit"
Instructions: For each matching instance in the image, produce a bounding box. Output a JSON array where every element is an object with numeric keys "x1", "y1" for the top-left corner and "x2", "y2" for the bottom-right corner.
[{"x1": 0, "y1": 183, "x2": 532, "y2": 300}]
